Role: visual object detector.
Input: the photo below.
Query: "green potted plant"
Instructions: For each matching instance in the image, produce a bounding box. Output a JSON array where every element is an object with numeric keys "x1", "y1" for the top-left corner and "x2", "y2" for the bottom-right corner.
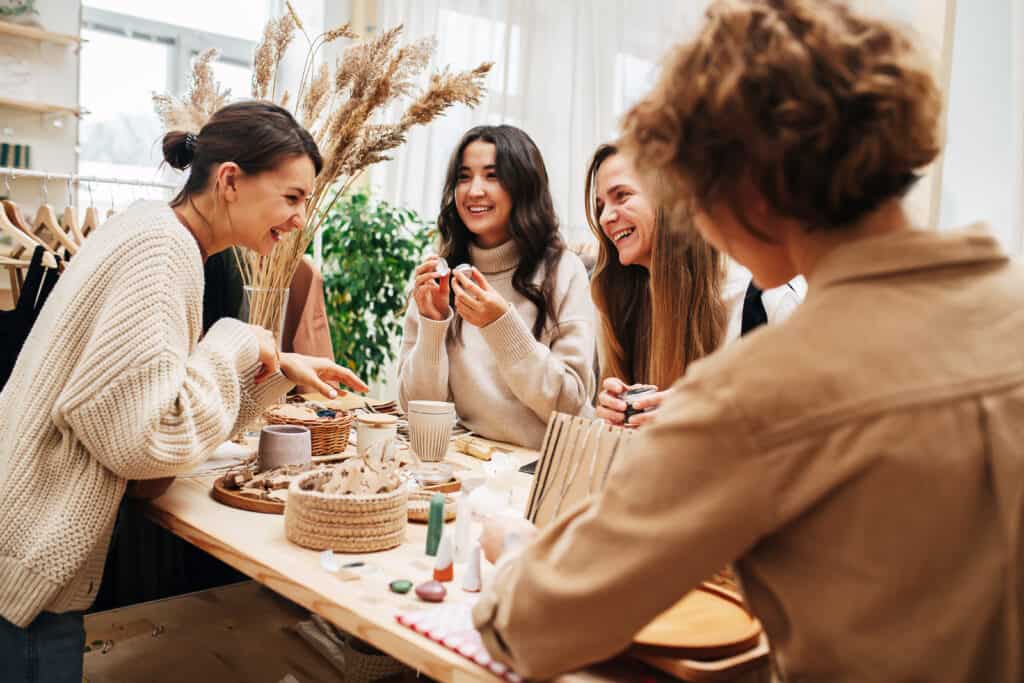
[
  {"x1": 318, "y1": 191, "x2": 433, "y2": 384},
  {"x1": 0, "y1": 0, "x2": 39, "y2": 24}
]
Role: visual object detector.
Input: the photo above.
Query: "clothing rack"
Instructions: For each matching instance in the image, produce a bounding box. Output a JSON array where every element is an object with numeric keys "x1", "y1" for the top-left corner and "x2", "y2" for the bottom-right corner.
[{"x1": 1, "y1": 167, "x2": 178, "y2": 191}]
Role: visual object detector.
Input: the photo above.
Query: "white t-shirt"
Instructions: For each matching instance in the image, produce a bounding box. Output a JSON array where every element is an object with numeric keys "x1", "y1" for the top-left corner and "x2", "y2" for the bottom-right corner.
[{"x1": 722, "y1": 260, "x2": 803, "y2": 343}]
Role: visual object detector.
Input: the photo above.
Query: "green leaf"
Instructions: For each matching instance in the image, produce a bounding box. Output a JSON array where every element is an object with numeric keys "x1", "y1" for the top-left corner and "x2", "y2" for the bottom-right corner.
[{"x1": 319, "y1": 189, "x2": 432, "y2": 384}]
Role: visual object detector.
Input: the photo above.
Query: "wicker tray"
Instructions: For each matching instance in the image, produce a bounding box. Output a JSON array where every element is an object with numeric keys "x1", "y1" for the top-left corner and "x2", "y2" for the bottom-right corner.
[
  {"x1": 285, "y1": 469, "x2": 408, "y2": 553},
  {"x1": 265, "y1": 405, "x2": 354, "y2": 457}
]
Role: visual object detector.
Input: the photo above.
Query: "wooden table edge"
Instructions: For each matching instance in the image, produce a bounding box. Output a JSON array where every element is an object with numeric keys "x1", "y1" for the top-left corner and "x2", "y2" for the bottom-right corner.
[{"x1": 145, "y1": 501, "x2": 506, "y2": 683}]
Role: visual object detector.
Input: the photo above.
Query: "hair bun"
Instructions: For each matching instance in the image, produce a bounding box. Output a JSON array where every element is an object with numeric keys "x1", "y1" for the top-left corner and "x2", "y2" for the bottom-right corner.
[{"x1": 162, "y1": 130, "x2": 195, "y2": 170}]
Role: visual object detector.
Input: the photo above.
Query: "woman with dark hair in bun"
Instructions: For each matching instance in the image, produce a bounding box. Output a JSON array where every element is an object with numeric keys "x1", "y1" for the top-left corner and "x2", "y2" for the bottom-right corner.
[{"x1": 0, "y1": 100, "x2": 367, "y2": 680}]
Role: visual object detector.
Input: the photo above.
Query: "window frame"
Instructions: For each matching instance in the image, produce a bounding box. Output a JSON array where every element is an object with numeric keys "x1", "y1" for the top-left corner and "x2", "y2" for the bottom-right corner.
[{"x1": 81, "y1": 6, "x2": 261, "y2": 102}]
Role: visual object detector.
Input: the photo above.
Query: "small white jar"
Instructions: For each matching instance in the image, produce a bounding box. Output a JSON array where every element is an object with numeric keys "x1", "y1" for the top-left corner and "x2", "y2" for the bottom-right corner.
[{"x1": 355, "y1": 413, "x2": 398, "y2": 457}]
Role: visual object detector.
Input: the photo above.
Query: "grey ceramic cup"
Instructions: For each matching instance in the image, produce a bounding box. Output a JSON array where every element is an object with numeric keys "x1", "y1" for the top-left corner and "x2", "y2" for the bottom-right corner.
[{"x1": 257, "y1": 425, "x2": 312, "y2": 472}]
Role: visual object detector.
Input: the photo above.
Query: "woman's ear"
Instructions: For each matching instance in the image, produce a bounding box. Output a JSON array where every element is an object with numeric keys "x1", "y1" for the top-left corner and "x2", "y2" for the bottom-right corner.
[{"x1": 215, "y1": 162, "x2": 242, "y2": 203}]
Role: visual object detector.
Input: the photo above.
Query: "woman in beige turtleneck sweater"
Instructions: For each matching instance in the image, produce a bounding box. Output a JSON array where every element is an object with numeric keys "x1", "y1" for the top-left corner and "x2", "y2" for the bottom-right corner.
[{"x1": 397, "y1": 125, "x2": 595, "y2": 449}]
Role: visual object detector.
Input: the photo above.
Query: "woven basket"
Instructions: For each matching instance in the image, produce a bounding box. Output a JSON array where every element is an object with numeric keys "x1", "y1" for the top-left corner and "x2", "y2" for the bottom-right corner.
[
  {"x1": 285, "y1": 470, "x2": 408, "y2": 553},
  {"x1": 265, "y1": 405, "x2": 354, "y2": 457}
]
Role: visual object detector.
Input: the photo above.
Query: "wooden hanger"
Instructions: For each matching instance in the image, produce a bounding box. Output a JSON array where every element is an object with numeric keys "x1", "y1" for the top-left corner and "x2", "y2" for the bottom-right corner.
[
  {"x1": 62, "y1": 178, "x2": 85, "y2": 245},
  {"x1": 2, "y1": 199, "x2": 35, "y2": 238},
  {"x1": 81, "y1": 206, "x2": 100, "y2": 239},
  {"x1": 80, "y1": 182, "x2": 100, "y2": 239},
  {"x1": 0, "y1": 254, "x2": 34, "y2": 268},
  {"x1": 34, "y1": 204, "x2": 78, "y2": 256},
  {"x1": 0, "y1": 208, "x2": 59, "y2": 269},
  {"x1": 62, "y1": 205, "x2": 85, "y2": 246},
  {"x1": 1, "y1": 176, "x2": 30, "y2": 299}
]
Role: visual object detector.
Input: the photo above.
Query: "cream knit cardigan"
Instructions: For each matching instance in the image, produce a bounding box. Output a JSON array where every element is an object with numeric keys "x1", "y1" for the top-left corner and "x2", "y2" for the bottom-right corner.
[{"x1": 0, "y1": 201, "x2": 292, "y2": 627}]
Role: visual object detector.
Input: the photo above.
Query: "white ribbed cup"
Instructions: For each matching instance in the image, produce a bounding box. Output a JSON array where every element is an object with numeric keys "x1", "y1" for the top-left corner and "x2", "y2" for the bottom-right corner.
[{"x1": 407, "y1": 400, "x2": 455, "y2": 462}]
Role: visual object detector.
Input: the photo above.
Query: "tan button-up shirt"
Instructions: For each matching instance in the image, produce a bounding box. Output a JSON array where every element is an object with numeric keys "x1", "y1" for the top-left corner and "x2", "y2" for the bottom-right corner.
[{"x1": 473, "y1": 226, "x2": 1024, "y2": 682}]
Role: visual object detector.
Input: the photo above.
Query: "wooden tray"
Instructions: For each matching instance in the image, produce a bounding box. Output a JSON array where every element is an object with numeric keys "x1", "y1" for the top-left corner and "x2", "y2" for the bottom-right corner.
[
  {"x1": 211, "y1": 476, "x2": 285, "y2": 515},
  {"x1": 632, "y1": 636, "x2": 770, "y2": 683},
  {"x1": 630, "y1": 583, "x2": 762, "y2": 661},
  {"x1": 420, "y1": 478, "x2": 461, "y2": 494}
]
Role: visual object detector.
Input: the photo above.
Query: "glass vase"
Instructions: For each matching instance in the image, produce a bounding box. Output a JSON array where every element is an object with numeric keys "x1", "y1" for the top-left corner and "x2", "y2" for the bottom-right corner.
[
  {"x1": 241, "y1": 286, "x2": 290, "y2": 346},
  {"x1": 239, "y1": 286, "x2": 290, "y2": 438}
]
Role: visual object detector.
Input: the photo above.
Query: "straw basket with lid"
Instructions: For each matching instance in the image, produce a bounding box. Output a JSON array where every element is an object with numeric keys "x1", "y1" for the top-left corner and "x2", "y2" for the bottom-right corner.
[
  {"x1": 265, "y1": 403, "x2": 354, "y2": 457},
  {"x1": 285, "y1": 446, "x2": 408, "y2": 553}
]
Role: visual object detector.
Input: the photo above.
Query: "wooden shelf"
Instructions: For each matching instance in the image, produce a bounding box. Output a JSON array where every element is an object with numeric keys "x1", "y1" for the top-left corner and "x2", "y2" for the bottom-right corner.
[
  {"x1": 0, "y1": 96, "x2": 80, "y2": 117},
  {"x1": 0, "y1": 21, "x2": 80, "y2": 46}
]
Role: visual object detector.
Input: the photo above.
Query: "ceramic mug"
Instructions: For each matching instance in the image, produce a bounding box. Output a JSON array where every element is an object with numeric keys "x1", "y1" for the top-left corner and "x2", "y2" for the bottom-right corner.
[
  {"x1": 355, "y1": 413, "x2": 398, "y2": 457},
  {"x1": 407, "y1": 400, "x2": 455, "y2": 462},
  {"x1": 257, "y1": 424, "x2": 312, "y2": 472}
]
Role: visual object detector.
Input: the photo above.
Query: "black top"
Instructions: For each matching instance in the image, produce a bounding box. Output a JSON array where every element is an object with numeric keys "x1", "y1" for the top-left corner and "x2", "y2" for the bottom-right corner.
[
  {"x1": 740, "y1": 280, "x2": 769, "y2": 336},
  {"x1": 0, "y1": 246, "x2": 61, "y2": 392}
]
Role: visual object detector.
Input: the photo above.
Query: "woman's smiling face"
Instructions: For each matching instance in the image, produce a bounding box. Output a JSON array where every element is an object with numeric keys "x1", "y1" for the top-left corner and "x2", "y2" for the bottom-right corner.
[{"x1": 594, "y1": 153, "x2": 655, "y2": 269}]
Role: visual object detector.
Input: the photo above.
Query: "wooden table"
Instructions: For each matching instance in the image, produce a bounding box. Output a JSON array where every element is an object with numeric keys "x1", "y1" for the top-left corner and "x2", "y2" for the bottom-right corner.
[{"x1": 146, "y1": 432, "x2": 680, "y2": 683}]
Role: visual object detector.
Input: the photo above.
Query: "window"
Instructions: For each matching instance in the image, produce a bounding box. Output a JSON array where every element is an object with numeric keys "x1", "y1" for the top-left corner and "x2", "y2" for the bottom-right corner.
[{"x1": 78, "y1": 2, "x2": 273, "y2": 206}]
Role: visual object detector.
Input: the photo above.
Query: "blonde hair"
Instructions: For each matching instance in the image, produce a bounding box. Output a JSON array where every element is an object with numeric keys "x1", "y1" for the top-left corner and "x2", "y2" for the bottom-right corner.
[
  {"x1": 622, "y1": 0, "x2": 942, "y2": 230},
  {"x1": 585, "y1": 144, "x2": 728, "y2": 390}
]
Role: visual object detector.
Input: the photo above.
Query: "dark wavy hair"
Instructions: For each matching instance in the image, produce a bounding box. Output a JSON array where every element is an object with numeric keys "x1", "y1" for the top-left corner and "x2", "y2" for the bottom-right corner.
[{"x1": 438, "y1": 125, "x2": 564, "y2": 342}]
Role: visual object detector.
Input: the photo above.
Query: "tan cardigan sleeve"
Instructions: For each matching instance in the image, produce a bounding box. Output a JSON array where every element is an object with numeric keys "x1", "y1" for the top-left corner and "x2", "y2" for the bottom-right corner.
[
  {"x1": 471, "y1": 369, "x2": 779, "y2": 679},
  {"x1": 397, "y1": 298, "x2": 452, "y2": 411},
  {"x1": 56, "y1": 249, "x2": 293, "y2": 480},
  {"x1": 478, "y1": 255, "x2": 596, "y2": 421}
]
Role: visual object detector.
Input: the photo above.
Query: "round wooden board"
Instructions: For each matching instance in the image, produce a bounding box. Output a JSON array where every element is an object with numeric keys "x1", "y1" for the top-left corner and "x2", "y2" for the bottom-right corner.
[
  {"x1": 211, "y1": 476, "x2": 285, "y2": 515},
  {"x1": 632, "y1": 583, "x2": 762, "y2": 660},
  {"x1": 420, "y1": 478, "x2": 461, "y2": 494}
]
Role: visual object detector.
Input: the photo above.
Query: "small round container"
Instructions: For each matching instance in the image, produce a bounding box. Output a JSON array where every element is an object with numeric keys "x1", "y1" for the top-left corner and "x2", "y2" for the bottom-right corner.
[
  {"x1": 434, "y1": 257, "x2": 450, "y2": 277},
  {"x1": 623, "y1": 384, "x2": 659, "y2": 422},
  {"x1": 355, "y1": 413, "x2": 398, "y2": 457},
  {"x1": 257, "y1": 425, "x2": 312, "y2": 472}
]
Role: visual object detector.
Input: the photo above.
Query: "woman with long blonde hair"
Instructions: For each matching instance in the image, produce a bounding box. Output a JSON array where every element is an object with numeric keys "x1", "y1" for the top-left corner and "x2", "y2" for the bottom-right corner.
[{"x1": 587, "y1": 143, "x2": 799, "y2": 426}]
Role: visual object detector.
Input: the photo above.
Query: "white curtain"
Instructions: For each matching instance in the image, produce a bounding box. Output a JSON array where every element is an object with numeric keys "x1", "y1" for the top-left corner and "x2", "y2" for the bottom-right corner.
[
  {"x1": 370, "y1": 0, "x2": 1022, "y2": 256},
  {"x1": 939, "y1": 0, "x2": 1022, "y2": 255},
  {"x1": 371, "y1": 0, "x2": 699, "y2": 244}
]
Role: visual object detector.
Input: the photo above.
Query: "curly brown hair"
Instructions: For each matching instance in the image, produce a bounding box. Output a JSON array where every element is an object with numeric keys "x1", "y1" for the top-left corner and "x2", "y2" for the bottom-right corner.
[{"x1": 621, "y1": 0, "x2": 943, "y2": 230}]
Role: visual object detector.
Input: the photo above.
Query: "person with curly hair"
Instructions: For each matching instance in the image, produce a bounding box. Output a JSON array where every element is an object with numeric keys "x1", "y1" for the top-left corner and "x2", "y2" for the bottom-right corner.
[{"x1": 473, "y1": 1, "x2": 1024, "y2": 680}]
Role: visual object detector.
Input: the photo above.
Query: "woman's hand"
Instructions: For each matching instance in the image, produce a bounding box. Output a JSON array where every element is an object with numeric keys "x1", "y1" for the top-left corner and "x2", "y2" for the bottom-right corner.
[
  {"x1": 597, "y1": 379, "x2": 667, "y2": 427},
  {"x1": 596, "y1": 377, "x2": 630, "y2": 425},
  {"x1": 249, "y1": 324, "x2": 280, "y2": 384},
  {"x1": 452, "y1": 268, "x2": 509, "y2": 328},
  {"x1": 279, "y1": 353, "x2": 369, "y2": 398},
  {"x1": 480, "y1": 515, "x2": 539, "y2": 564},
  {"x1": 412, "y1": 256, "x2": 451, "y2": 321},
  {"x1": 624, "y1": 389, "x2": 672, "y2": 427}
]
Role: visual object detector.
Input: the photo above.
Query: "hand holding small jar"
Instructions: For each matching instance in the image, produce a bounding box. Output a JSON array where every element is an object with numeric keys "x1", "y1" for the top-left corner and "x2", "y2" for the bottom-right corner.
[
  {"x1": 596, "y1": 378, "x2": 671, "y2": 427},
  {"x1": 451, "y1": 266, "x2": 510, "y2": 328},
  {"x1": 412, "y1": 256, "x2": 452, "y2": 321}
]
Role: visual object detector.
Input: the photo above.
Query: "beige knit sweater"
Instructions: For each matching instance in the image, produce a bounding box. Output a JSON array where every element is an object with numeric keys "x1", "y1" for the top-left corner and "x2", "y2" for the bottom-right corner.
[
  {"x1": 398, "y1": 241, "x2": 595, "y2": 449},
  {"x1": 0, "y1": 200, "x2": 292, "y2": 627}
]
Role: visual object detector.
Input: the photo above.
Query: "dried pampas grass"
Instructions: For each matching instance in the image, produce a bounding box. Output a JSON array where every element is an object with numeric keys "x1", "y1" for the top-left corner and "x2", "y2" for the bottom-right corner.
[
  {"x1": 154, "y1": 49, "x2": 231, "y2": 133},
  {"x1": 154, "y1": 9, "x2": 492, "y2": 338}
]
